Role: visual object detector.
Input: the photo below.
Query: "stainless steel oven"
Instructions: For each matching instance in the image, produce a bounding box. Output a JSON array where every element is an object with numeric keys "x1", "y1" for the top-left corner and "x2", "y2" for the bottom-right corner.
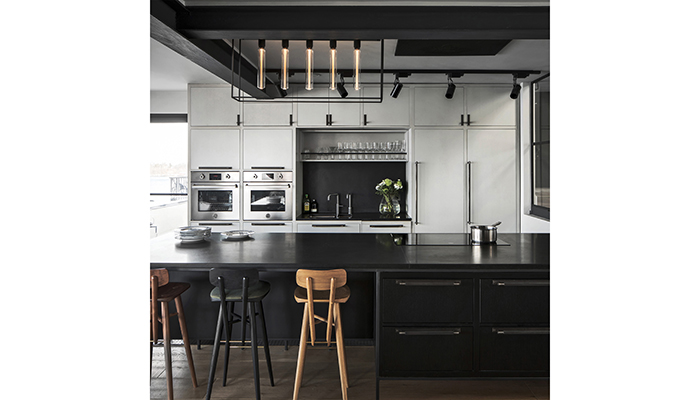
[
  {"x1": 190, "y1": 171, "x2": 240, "y2": 221},
  {"x1": 243, "y1": 171, "x2": 293, "y2": 220}
]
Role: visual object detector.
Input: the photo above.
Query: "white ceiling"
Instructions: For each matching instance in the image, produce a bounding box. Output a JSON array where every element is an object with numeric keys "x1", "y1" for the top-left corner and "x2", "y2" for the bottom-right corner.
[{"x1": 150, "y1": 1, "x2": 550, "y2": 91}]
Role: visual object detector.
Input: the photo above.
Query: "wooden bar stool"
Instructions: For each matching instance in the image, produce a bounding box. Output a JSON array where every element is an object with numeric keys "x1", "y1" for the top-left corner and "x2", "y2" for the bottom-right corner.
[
  {"x1": 205, "y1": 268, "x2": 274, "y2": 400},
  {"x1": 150, "y1": 268, "x2": 197, "y2": 400},
  {"x1": 293, "y1": 269, "x2": 351, "y2": 400}
]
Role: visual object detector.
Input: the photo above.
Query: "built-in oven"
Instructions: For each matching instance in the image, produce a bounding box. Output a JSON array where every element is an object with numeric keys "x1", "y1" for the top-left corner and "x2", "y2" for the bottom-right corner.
[
  {"x1": 190, "y1": 171, "x2": 240, "y2": 221},
  {"x1": 243, "y1": 171, "x2": 293, "y2": 220}
]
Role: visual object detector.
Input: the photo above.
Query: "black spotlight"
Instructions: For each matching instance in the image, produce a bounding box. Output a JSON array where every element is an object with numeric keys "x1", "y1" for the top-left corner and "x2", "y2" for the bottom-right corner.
[
  {"x1": 337, "y1": 75, "x2": 349, "y2": 98},
  {"x1": 445, "y1": 75, "x2": 456, "y2": 99},
  {"x1": 390, "y1": 75, "x2": 403, "y2": 98},
  {"x1": 510, "y1": 74, "x2": 521, "y2": 99}
]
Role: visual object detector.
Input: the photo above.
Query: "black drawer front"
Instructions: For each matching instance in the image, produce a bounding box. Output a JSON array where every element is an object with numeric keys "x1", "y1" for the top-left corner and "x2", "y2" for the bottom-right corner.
[
  {"x1": 382, "y1": 278, "x2": 473, "y2": 324},
  {"x1": 379, "y1": 326, "x2": 473, "y2": 375},
  {"x1": 479, "y1": 327, "x2": 550, "y2": 372},
  {"x1": 480, "y1": 279, "x2": 549, "y2": 324}
]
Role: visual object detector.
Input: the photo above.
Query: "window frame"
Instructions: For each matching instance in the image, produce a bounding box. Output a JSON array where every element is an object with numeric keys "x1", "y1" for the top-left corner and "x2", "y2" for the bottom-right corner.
[
  {"x1": 529, "y1": 74, "x2": 550, "y2": 220},
  {"x1": 150, "y1": 113, "x2": 189, "y2": 199}
]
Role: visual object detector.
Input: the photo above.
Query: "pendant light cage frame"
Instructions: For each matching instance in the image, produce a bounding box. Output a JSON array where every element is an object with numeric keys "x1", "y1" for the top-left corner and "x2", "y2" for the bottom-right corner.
[{"x1": 231, "y1": 38, "x2": 385, "y2": 103}]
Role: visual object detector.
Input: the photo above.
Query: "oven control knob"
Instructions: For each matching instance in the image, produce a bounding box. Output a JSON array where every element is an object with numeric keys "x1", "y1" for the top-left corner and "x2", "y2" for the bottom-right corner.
[
  {"x1": 199, "y1": 173, "x2": 205, "y2": 180},
  {"x1": 278, "y1": 173, "x2": 283, "y2": 179},
  {"x1": 253, "y1": 174, "x2": 258, "y2": 179},
  {"x1": 213, "y1": 213, "x2": 218, "y2": 219},
  {"x1": 225, "y1": 173, "x2": 231, "y2": 180},
  {"x1": 266, "y1": 213, "x2": 271, "y2": 219}
]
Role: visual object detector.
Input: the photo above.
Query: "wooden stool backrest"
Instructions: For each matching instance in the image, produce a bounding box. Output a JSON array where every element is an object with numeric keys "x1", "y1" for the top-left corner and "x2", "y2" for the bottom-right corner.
[
  {"x1": 296, "y1": 269, "x2": 347, "y2": 346},
  {"x1": 209, "y1": 268, "x2": 260, "y2": 289},
  {"x1": 151, "y1": 268, "x2": 170, "y2": 289}
]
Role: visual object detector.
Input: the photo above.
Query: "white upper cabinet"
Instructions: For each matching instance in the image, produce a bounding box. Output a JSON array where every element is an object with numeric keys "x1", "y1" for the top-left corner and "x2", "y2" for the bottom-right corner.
[
  {"x1": 362, "y1": 84, "x2": 410, "y2": 126},
  {"x1": 242, "y1": 100, "x2": 293, "y2": 126},
  {"x1": 329, "y1": 86, "x2": 361, "y2": 126},
  {"x1": 296, "y1": 86, "x2": 361, "y2": 126},
  {"x1": 190, "y1": 129, "x2": 240, "y2": 170},
  {"x1": 465, "y1": 86, "x2": 516, "y2": 127},
  {"x1": 467, "y1": 129, "x2": 517, "y2": 232},
  {"x1": 242, "y1": 129, "x2": 294, "y2": 170},
  {"x1": 414, "y1": 86, "x2": 466, "y2": 127},
  {"x1": 296, "y1": 87, "x2": 329, "y2": 126},
  {"x1": 189, "y1": 85, "x2": 240, "y2": 127}
]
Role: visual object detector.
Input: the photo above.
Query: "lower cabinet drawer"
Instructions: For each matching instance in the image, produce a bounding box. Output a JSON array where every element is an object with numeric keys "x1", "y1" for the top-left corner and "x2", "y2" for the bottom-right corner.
[
  {"x1": 478, "y1": 327, "x2": 550, "y2": 372},
  {"x1": 243, "y1": 221, "x2": 293, "y2": 233},
  {"x1": 480, "y1": 278, "x2": 550, "y2": 324},
  {"x1": 360, "y1": 221, "x2": 412, "y2": 234},
  {"x1": 382, "y1": 278, "x2": 473, "y2": 324},
  {"x1": 380, "y1": 326, "x2": 473, "y2": 376},
  {"x1": 295, "y1": 221, "x2": 361, "y2": 233}
]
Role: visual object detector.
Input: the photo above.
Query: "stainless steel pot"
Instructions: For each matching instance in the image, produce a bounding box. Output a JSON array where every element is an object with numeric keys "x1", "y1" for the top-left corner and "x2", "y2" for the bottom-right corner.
[{"x1": 470, "y1": 221, "x2": 501, "y2": 243}]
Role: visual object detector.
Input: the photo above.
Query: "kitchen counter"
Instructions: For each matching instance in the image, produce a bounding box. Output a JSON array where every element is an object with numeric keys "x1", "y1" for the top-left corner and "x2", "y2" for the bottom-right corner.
[
  {"x1": 295, "y1": 212, "x2": 412, "y2": 221},
  {"x1": 150, "y1": 232, "x2": 549, "y2": 272}
]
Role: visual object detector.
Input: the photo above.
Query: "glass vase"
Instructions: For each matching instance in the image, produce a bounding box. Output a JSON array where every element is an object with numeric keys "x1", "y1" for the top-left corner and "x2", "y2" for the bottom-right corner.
[{"x1": 379, "y1": 195, "x2": 400, "y2": 216}]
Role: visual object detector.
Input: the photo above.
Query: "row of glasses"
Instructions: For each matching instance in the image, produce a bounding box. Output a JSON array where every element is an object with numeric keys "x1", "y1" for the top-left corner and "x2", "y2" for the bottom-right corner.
[{"x1": 303, "y1": 140, "x2": 407, "y2": 161}]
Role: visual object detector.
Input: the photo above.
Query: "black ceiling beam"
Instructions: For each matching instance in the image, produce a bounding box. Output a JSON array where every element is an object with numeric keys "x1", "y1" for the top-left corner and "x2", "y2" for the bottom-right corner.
[
  {"x1": 150, "y1": 0, "x2": 274, "y2": 99},
  {"x1": 177, "y1": 6, "x2": 549, "y2": 40}
]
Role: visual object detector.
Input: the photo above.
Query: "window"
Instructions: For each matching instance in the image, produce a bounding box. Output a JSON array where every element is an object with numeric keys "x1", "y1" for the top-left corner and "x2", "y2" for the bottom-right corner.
[
  {"x1": 531, "y1": 74, "x2": 550, "y2": 219},
  {"x1": 150, "y1": 115, "x2": 188, "y2": 207}
]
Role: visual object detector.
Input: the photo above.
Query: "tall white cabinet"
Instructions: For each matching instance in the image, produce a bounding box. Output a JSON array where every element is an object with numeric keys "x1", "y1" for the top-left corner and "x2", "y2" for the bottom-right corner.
[{"x1": 413, "y1": 129, "x2": 465, "y2": 233}]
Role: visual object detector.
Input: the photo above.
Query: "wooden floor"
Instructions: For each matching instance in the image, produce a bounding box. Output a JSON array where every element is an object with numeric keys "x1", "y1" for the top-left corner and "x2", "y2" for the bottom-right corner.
[{"x1": 150, "y1": 343, "x2": 549, "y2": 400}]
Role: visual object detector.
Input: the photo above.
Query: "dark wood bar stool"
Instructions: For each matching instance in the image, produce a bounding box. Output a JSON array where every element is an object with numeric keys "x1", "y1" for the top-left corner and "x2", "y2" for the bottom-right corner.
[
  {"x1": 150, "y1": 268, "x2": 197, "y2": 400},
  {"x1": 205, "y1": 268, "x2": 274, "y2": 400},
  {"x1": 293, "y1": 269, "x2": 351, "y2": 400}
]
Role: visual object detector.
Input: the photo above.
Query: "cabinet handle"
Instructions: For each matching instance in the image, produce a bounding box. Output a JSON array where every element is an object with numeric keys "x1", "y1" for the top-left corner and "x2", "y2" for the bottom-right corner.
[
  {"x1": 237, "y1": 114, "x2": 241, "y2": 126},
  {"x1": 326, "y1": 114, "x2": 333, "y2": 126},
  {"x1": 198, "y1": 222, "x2": 233, "y2": 226},
  {"x1": 251, "y1": 166, "x2": 285, "y2": 170},
  {"x1": 311, "y1": 224, "x2": 347, "y2": 228},
  {"x1": 460, "y1": 114, "x2": 464, "y2": 126},
  {"x1": 289, "y1": 114, "x2": 293, "y2": 126},
  {"x1": 466, "y1": 161, "x2": 472, "y2": 225},
  {"x1": 369, "y1": 224, "x2": 404, "y2": 228},
  {"x1": 492, "y1": 327, "x2": 549, "y2": 335},
  {"x1": 491, "y1": 280, "x2": 550, "y2": 287},
  {"x1": 199, "y1": 166, "x2": 233, "y2": 170},
  {"x1": 397, "y1": 328, "x2": 461, "y2": 336},
  {"x1": 251, "y1": 223, "x2": 287, "y2": 226},
  {"x1": 395, "y1": 279, "x2": 461, "y2": 286},
  {"x1": 467, "y1": 114, "x2": 471, "y2": 126},
  {"x1": 414, "y1": 161, "x2": 420, "y2": 225},
  {"x1": 363, "y1": 114, "x2": 368, "y2": 126}
]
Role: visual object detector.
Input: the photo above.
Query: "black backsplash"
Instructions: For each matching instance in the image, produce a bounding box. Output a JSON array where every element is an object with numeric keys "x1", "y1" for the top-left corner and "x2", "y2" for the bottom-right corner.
[{"x1": 302, "y1": 162, "x2": 407, "y2": 214}]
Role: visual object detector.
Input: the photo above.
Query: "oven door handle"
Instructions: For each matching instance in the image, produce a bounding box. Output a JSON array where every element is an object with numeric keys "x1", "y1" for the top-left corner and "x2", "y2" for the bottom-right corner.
[{"x1": 192, "y1": 183, "x2": 239, "y2": 189}]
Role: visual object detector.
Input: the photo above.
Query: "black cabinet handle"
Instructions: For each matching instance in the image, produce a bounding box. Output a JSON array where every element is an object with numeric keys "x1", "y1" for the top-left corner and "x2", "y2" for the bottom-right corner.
[
  {"x1": 198, "y1": 222, "x2": 233, "y2": 226},
  {"x1": 326, "y1": 114, "x2": 333, "y2": 126},
  {"x1": 251, "y1": 223, "x2": 287, "y2": 226},
  {"x1": 492, "y1": 327, "x2": 550, "y2": 335},
  {"x1": 363, "y1": 114, "x2": 368, "y2": 126},
  {"x1": 312, "y1": 224, "x2": 347, "y2": 228},
  {"x1": 467, "y1": 114, "x2": 471, "y2": 126},
  {"x1": 395, "y1": 280, "x2": 461, "y2": 286},
  {"x1": 369, "y1": 224, "x2": 405, "y2": 228},
  {"x1": 251, "y1": 166, "x2": 285, "y2": 170},
  {"x1": 460, "y1": 114, "x2": 464, "y2": 126},
  {"x1": 237, "y1": 114, "x2": 241, "y2": 126},
  {"x1": 289, "y1": 114, "x2": 293, "y2": 126},
  {"x1": 397, "y1": 328, "x2": 461, "y2": 336},
  {"x1": 198, "y1": 166, "x2": 233, "y2": 170},
  {"x1": 491, "y1": 280, "x2": 549, "y2": 287}
]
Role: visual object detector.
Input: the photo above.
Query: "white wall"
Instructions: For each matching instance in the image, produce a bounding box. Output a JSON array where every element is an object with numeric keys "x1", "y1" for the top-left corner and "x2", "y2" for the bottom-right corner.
[
  {"x1": 150, "y1": 91, "x2": 187, "y2": 113},
  {"x1": 519, "y1": 83, "x2": 550, "y2": 233}
]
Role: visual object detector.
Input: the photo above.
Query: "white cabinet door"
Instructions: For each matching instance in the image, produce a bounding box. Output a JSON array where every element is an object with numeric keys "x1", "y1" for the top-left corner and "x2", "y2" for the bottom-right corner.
[
  {"x1": 296, "y1": 221, "x2": 361, "y2": 233},
  {"x1": 189, "y1": 86, "x2": 240, "y2": 127},
  {"x1": 190, "y1": 129, "x2": 240, "y2": 170},
  {"x1": 242, "y1": 100, "x2": 293, "y2": 126},
  {"x1": 242, "y1": 129, "x2": 294, "y2": 170},
  {"x1": 329, "y1": 86, "x2": 361, "y2": 126},
  {"x1": 362, "y1": 85, "x2": 410, "y2": 126},
  {"x1": 414, "y1": 129, "x2": 465, "y2": 233},
  {"x1": 243, "y1": 221, "x2": 294, "y2": 233},
  {"x1": 467, "y1": 129, "x2": 517, "y2": 232},
  {"x1": 414, "y1": 86, "x2": 465, "y2": 127},
  {"x1": 466, "y1": 86, "x2": 516, "y2": 127},
  {"x1": 296, "y1": 87, "x2": 329, "y2": 126},
  {"x1": 360, "y1": 221, "x2": 412, "y2": 234}
]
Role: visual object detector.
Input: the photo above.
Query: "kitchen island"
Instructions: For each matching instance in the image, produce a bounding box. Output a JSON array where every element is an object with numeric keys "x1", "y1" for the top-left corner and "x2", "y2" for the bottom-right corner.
[{"x1": 151, "y1": 232, "x2": 550, "y2": 397}]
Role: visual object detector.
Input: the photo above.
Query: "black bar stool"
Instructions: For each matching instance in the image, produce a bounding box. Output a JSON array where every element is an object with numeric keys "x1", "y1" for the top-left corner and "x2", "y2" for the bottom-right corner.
[{"x1": 205, "y1": 268, "x2": 274, "y2": 400}]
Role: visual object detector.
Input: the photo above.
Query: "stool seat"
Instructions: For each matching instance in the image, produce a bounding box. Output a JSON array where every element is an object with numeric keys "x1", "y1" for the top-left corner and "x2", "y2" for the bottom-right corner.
[
  {"x1": 294, "y1": 285, "x2": 351, "y2": 303},
  {"x1": 156, "y1": 282, "x2": 191, "y2": 302},
  {"x1": 210, "y1": 281, "x2": 270, "y2": 302}
]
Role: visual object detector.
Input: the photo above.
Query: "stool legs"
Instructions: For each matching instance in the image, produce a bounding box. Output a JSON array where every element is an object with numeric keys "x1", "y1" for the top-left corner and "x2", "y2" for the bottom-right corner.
[
  {"x1": 174, "y1": 295, "x2": 198, "y2": 388},
  {"x1": 205, "y1": 300, "x2": 227, "y2": 400},
  {"x1": 249, "y1": 302, "x2": 261, "y2": 400},
  {"x1": 161, "y1": 301, "x2": 174, "y2": 400},
  {"x1": 222, "y1": 302, "x2": 233, "y2": 387},
  {"x1": 258, "y1": 301, "x2": 275, "y2": 386},
  {"x1": 293, "y1": 303, "x2": 310, "y2": 400},
  {"x1": 334, "y1": 303, "x2": 349, "y2": 400}
]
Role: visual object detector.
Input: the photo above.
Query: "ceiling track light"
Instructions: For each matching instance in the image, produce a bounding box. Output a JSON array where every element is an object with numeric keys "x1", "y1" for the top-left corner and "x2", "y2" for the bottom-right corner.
[
  {"x1": 390, "y1": 74, "x2": 403, "y2": 98},
  {"x1": 257, "y1": 39, "x2": 266, "y2": 90},
  {"x1": 510, "y1": 74, "x2": 521, "y2": 99},
  {"x1": 280, "y1": 40, "x2": 289, "y2": 91},
  {"x1": 305, "y1": 40, "x2": 314, "y2": 91},
  {"x1": 353, "y1": 40, "x2": 361, "y2": 91},
  {"x1": 445, "y1": 75, "x2": 456, "y2": 99},
  {"x1": 337, "y1": 74, "x2": 349, "y2": 98}
]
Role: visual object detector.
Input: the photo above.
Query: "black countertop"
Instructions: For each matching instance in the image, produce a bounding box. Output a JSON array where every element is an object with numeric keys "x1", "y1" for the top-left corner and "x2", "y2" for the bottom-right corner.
[
  {"x1": 296, "y1": 212, "x2": 412, "y2": 221},
  {"x1": 150, "y1": 233, "x2": 549, "y2": 272}
]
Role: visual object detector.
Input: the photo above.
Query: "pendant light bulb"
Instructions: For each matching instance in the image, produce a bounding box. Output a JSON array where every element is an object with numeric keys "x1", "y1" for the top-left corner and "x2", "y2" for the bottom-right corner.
[
  {"x1": 305, "y1": 40, "x2": 314, "y2": 91},
  {"x1": 257, "y1": 39, "x2": 266, "y2": 90},
  {"x1": 329, "y1": 40, "x2": 338, "y2": 90},
  {"x1": 281, "y1": 40, "x2": 289, "y2": 91},
  {"x1": 353, "y1": 40, "x2": 361, "y2": 91}
]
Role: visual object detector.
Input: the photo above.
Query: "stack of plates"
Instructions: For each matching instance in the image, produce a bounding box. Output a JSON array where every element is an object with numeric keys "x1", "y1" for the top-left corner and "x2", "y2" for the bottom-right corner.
[
  {"x1": 221, "y1": 230, "x2": 255, "y2": 241},
  {"x1": 174, "y1": 226, "x2": 212, "y2": 243}
]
